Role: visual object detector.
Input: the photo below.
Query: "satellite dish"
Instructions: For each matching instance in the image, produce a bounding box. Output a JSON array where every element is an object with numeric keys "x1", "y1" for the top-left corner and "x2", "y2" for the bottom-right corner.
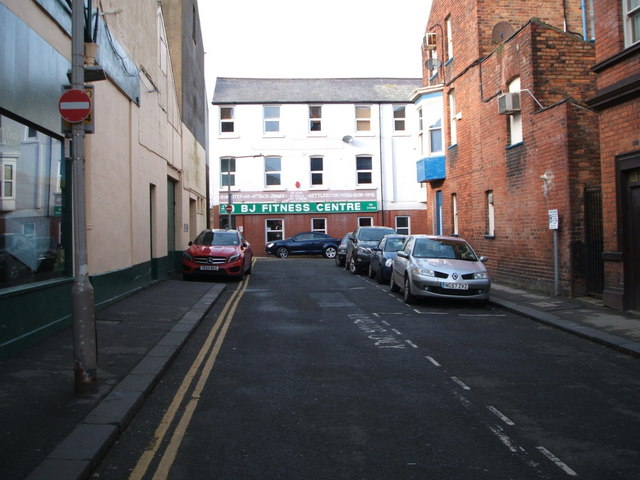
[
  {"x1": 492, "y1": 22, "x2": 514, "y2": 44},
  {"x1": 425, "y1": 59, "x2": 442, "y2": 70}
]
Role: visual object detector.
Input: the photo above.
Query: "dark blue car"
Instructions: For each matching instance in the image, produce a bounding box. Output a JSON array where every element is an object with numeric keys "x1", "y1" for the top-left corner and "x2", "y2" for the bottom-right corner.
[
  {"x1": 368, "y1": 234, "x2": 407, "y2": 283},
  {"x1": 265, "y1": 232, "x2": 341, "y2": 259}
]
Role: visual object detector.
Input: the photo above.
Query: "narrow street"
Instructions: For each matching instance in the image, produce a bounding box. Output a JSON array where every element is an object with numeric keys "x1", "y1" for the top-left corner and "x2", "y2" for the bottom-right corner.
[{"x1": 92, "y1": 258, "x2": 640, "y2": 480}]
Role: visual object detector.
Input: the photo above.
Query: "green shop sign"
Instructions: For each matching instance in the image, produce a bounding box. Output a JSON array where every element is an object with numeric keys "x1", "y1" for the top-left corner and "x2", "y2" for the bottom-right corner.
[{"x1": 219, "y1": 201, "x2": 379, "y2": 215}]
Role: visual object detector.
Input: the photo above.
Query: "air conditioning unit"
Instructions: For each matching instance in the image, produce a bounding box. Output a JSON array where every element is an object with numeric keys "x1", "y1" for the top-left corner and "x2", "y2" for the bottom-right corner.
[
  {"x1": 423, "y1": 33, "x2": 437, "y2": 50},
  {"x1": 498, "y1": 92, "x2": 521, "y2": 115}
]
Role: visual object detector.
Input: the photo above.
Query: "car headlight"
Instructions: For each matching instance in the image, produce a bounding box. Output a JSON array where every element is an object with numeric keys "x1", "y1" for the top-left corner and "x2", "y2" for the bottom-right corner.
[
  {"x1": 411, "y1": 266, "x2": 435, "y2": 277},
  {"x1": 385, "y1": 258, "x2": 394, "y2": 267},
  {"x1": 358, "y1": 247, "x2": 372, "y2": 255},
  {"x1": 183, "y1": 251, "x2": 193, "y2": 262},
  {"x1": 228, "y1": 254, "x2": 240, "y2": 263},
  {"x1": 473, "y1": 272, "x2": 488, "y2": 279},
  {"x1": 266, "y1": 242, "x2": 274, "y2": 249}
]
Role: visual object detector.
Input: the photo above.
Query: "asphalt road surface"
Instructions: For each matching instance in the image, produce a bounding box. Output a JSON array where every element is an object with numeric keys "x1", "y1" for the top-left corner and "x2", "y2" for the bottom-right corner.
[{"x1": 93, "y1": 258, "x2": 640, "y2": 480}]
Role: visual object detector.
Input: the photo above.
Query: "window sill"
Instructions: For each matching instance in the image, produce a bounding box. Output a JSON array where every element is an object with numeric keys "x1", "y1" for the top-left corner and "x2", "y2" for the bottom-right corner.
[
  {"x1": 218, "y1": 134, "x2": 240, "y2": 139},
  {"x1": 262, "y1": 133, "x2": 285, "y2": 138}
]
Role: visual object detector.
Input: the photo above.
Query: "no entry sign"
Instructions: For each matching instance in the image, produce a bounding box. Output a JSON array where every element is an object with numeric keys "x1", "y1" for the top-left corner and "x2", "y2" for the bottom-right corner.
[{"x1": 59, "y1": 88, "x2": 92, "y2": 123}]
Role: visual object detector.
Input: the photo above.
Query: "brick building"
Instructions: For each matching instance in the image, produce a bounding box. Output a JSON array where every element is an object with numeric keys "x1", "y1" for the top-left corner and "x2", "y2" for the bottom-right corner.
[
  {"x1": 420, "y1": 0, "x2": 601, "y2": 296},
  {"x1": 586, "y1": 1, "x2": 640, "y2": 310},
  {"x1": 210, "y1": 78, "x2": 428, "y2": 253}
]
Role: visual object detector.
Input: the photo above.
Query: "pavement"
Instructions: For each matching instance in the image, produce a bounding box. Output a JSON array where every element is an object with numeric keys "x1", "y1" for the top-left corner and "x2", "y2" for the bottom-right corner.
[{"x1": 0, "y1": 276, "x2": 639, "y2": 480}]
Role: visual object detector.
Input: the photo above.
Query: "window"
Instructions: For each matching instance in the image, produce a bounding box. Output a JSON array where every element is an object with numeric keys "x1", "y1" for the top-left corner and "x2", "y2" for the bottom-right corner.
[
  {"x1": 309, "y1": 106, "x2": 322, "y2": 132},
  {"x1": 220, "y1": 157, "x2": 235, "y2": 187},
  {"x1": 355, "y1": 105, "x2": 371, "y2": 132},
  {"x1": 395, "y1": 216, "x2": 410, "y2": 235},
  {"x1": 265, "y1": 156, "x2": 282, "y2": 186},
  {"x1": 451, "y1": 193, "x2": 459, "y2": 235},
  {"x1": 358, "y1": 217, "x2": 373, "y2": 227},
  {"x1": 624, "y1": 0, "x2": 640, "y2": 46},
  {"x1": 311, "y1": 218, "x2": 327, "y2": 233},
  {"x1": 356, "y1": 155, "x2": 373, "y2": 185},
  {"x1": 429, "y1": 118, "x2": 443, "y2": 154},
  {"x1": 448, "y1": 89, "x2": 457, "y2": 146},
  {"x1": 220, "y1": 107, "x2": 234, "y2": 133},
  {"x1": 446, "y1": 16, "x2": 453, "y2": 61},
  {"x1": 486, "y1": 190, "x2": 495, "y2": 237},
  {"x1": 263, "y1": 105, "x2": 280, "y2": 133},
  {"x1": 508, "y1": 77, "x2": 523, "y2": 145},
  {"x1": 393, "y1": 105, "x2": 406, "y2": 132},
  {"x1": 0, "y1": 114, "x2": 66, "y2": 289},
  {"x1": 266, "y1": 219, "x2": 284, "y2": 242},
  {"x1": 310, "y1": 156, "x2": 323, "y2": 186}
]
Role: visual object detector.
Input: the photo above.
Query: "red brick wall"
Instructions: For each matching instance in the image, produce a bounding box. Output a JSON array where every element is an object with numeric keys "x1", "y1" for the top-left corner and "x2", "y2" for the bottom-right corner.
[{"x1": 422, "y1": 7, "x2": 599, "y2": 294}]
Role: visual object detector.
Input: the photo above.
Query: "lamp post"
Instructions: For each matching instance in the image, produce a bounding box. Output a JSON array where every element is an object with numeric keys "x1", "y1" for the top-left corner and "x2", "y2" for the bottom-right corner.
[{"x1": 224, "y1": 154, "x2": 263, "y2": 228}]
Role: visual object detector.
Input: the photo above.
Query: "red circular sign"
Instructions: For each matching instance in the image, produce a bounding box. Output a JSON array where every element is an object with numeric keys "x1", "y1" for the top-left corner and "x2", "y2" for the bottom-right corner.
[
  {"x1": 59, "y1": 89, "x2": 92, "y2": 123},
  {"x1": 225, "y1": 205, "x2": 233, "y2": 213}
]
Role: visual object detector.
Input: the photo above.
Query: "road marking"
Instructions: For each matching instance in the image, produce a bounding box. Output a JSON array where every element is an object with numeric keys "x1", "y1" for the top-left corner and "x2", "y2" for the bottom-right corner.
[
  {"x1": 405, "y1": 340, "x2": 418, "y2": 348},
  {"x1": 487, "y1": 406, "x2": 515, "y2": 426},
  {"x1": 392, "y1": 328, "x2": 402, "y2": 335},
  {"x1": 489, "y1": 425, "x2": 519, "y2": 453},
  {"x1": 129, "y1": 269, "x2": 252, "y2": 480},
  {"x1": 536, "y1": 446, "x2": 578, "y2": 476},
  {"x1": 459, "y1": 313, "x2": 507, "y2": 317},
  {"x1": 425, "y1": 356, "x2": 441, "y2": 366},
  {"x1": 451, "y1": 376, "x2": 471, "y2": 390}
]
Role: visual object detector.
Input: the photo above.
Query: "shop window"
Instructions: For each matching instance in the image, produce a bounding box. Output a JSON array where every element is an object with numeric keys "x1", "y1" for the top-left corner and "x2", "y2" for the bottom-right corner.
[
  {"x1": 311, "y1": 218, "x2": 327, "y2": 233},
  {"x1": 395, "y1": 216, "x2": 410, "y2": 234},
  {"x1": 266, "y1": 219, "x2": 284, "y2": 242}
]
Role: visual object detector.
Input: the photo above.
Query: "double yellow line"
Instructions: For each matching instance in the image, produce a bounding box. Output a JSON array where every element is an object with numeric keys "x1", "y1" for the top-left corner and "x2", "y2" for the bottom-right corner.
[{"x1": 130, "y1": 267, "x2": 252, "y2": 480}]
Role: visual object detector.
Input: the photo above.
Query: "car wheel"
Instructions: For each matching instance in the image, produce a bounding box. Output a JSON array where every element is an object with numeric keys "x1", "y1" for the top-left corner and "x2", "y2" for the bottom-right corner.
[
  {"x1": 390, "y1": 273, "x2": 400, "y2": 292},
  {"x1": 368, "y1": 263, "x2": 376, "y2": 279},
  {"x1": 403, "y1": 276, "x2": 416, "y2": 304},
  {"x1": 323, "y1": 246, "x2": 337, "y2": 259},
  {"x1": 348, "y1": 257, "x2": 358, "y2": 274},
  {"x1": 276, "y1": 247, "x2": 289, "y2": 258}
]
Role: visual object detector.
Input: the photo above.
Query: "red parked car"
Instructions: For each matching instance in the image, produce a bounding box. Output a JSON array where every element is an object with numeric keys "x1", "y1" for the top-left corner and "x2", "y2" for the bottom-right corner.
[{"x1": 182, "y1": 229, "x2": 252, "y2": 280}]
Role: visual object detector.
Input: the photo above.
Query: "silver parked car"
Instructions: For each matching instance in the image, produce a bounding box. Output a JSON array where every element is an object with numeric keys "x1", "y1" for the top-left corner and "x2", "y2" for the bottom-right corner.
[{"x1": 390, "y1": 235, "x2": 490, "y2": 304}]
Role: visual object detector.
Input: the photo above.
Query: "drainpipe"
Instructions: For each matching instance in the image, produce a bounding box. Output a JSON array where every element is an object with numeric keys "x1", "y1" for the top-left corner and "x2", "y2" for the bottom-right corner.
[
  {"x1": 581, "y1": 0, "x2": 588, "y2": 40},
  {"x1": 378, "y1": 104, "x2": 385, "y2": 226}
]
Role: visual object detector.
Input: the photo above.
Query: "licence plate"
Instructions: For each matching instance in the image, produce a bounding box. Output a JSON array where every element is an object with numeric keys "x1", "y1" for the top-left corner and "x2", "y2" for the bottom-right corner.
[
  {"x1": 200, "y1": 265, "x2": 219, "y2": 271},
  {"x1": 441, "y1": 282, "x2": 468, "y2": 290}
]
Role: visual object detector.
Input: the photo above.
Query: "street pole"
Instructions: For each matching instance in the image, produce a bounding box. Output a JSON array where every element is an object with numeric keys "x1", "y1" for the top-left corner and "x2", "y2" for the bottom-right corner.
[{"x1": 71, "y1": 0, "x2": 97, "y2": 394}]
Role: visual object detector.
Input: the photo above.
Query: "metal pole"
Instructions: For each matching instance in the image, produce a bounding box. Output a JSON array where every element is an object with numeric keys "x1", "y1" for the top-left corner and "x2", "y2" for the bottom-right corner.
[
  {"x1": 553, "y1": 230, "x2": 559, "y2": 295},
  {"x1": 71, "y1": 0, "x2": 97, "y2": 394}
]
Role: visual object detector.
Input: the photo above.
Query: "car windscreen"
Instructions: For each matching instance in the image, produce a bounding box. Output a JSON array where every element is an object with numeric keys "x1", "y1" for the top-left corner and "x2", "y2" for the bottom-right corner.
[
  {"x1": 412, "y1": 238, "x2": 478, "y2": 261},
  {"x1": 194, "y1": 231, "x2": 240, "y2": 246},
  {"x1": 360, "y1": 228, "x2": 395, "y2": 242},
  {"x1": 384, "y1": 237, "x2": 406, "y2": 251}
]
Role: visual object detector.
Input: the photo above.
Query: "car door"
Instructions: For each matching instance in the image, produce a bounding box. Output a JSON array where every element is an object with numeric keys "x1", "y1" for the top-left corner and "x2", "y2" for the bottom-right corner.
[
  {"x1": 393, "y1": 236, "x2": 414, "y2": 282},
  {"x1": 290, "y1": 233, "x2": 313, "y2": 254}
]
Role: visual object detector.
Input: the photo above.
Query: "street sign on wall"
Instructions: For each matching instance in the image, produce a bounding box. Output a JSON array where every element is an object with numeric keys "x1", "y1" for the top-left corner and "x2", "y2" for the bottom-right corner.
[{"x1": 219, "y1": 201, "x2": 379, "y2": 215}]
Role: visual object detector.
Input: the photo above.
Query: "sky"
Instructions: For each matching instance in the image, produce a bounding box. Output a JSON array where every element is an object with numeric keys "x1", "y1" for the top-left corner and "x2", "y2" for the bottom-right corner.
[{"x1": 198, "y1": 0, "x2": 433, "y2": 95}]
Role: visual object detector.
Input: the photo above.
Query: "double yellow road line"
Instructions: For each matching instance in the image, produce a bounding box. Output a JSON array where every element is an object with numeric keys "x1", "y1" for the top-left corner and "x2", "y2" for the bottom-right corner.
[{"x1": 130, "y1": 268, "x2": 252, "y2": 480}]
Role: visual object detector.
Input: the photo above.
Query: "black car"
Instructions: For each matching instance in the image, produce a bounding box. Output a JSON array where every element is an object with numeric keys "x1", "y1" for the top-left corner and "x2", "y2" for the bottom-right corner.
[
  {"x1": 265, "y1": 232, "x2": 341, "y2": 259},
  {"x1": 368, "y1": 234, "x2": 407, "y2": 283},
  {"x1": 345, "y1": 226, "x2": 396, "y2": 274},
  {"x1": 335, "y1": 232, "x2": 352, "y2": 266}
]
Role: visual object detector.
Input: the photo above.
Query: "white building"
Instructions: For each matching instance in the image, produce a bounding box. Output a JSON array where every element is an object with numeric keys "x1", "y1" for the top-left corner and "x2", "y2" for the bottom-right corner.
[{"x1": 210, "y1": 77, "x2": 428, "y2": 251}]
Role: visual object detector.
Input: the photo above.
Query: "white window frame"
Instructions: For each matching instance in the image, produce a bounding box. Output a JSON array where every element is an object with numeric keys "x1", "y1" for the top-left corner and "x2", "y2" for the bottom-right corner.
[
  {"x1": 220, "y1": 157, "x2": 236, "y2": 188},
  {"x1": 355, "y1": 105, "x2": 371, "y2": 132},
  {"x1": 311, "y1": 218, "x2": 327, "y2": 233},
  {"x1": 508, "y1": 77, "x2": 523, "y2": 145},
  {"x1": 309, "y1": 105, "x2": 322, "y2": 133},
  {"x1": 219, "y1": 107, "x2": 234, "y2": 134},
  {"x1": 266, "y1": 219, "x2": 284, "y2": 243},
  {"x1": 356, "y1": 155, "x2": 373, "y2": 185},
  {"x1": 624, "y1": 0, "x2": 640, "y2": 46},
  {"x1": 451, "y1": 193, "x2": 459, "y2": 235},
  {"x1": 393, "y1": 105, "x2": 406, "y2": 132},
  {"x1": 1, "y1": 156, "x2": 17, "y2": 212},
  {"x1": 310, "y1": 156, "x2": 324, "y2": 187},
  {"x1": 395, "y1": 216, "x2": 410, "y2": 235},
  {"x1": 448, "y1": 90, "x2": 457, "y2": 146},
  {"x1": 265, "y1": 156, "x2": 282, "y2": 187},
  {"x1": 486, "y1": 190, "x2": 495, "y2": 237},
  {"x1": 263, "y1": 105, "x2": 280, "y2": 133},
  {"x1": 446, "y1": 16, "x2": 454, "y2": 61}
]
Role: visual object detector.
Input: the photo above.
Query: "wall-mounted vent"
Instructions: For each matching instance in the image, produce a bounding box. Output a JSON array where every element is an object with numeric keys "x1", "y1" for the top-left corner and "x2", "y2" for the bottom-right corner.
[
  {"x1": 423, "y1": 33, "x2": 437, "y2": 50},
  {"x1": 498, "y1": 92, "x2": 521, "y2": 115}
]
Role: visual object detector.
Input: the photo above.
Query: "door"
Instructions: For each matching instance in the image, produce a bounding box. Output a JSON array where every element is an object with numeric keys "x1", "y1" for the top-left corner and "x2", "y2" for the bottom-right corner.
[
  {"x1": 621, "y1": 164, "x2": 640, "y2": 310},
  {"x1": 584, "y1": 188, "x2": 604, "y2": 296},
  {"x1": 435, "y1": 190, "x2": 443, "y2": 235}
]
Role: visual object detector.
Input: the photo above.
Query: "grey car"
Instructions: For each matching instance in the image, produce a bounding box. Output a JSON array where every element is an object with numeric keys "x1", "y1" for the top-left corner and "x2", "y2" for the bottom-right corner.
[
  {"x1": 390, "y1": 235, "x2": 490, "y2": 304},
  {"x1": 345, "y1": 226, "x2": 396, "y2": 274}
]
